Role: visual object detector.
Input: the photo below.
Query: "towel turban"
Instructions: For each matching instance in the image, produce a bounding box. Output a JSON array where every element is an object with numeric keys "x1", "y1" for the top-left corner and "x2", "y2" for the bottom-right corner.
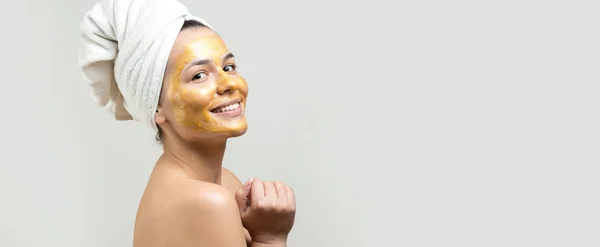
[{"x1": 78, "y1": 0, "x2": 212, "y2": 129}]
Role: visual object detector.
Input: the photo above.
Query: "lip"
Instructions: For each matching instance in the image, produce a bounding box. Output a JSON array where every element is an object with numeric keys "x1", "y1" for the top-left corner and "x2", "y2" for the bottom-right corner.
[{"x1": 210, "y1": 98, "x2": 242, "y2": 112}]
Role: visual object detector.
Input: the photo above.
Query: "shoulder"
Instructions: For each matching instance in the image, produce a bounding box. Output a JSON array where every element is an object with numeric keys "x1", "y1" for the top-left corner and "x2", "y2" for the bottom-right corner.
[
  {"x1": 221, "y1": 167, "x2": 244, "y2": 192},
  {"x1": 222, "y1": 167, "x2": 242, "y2": 183},
  {"x1": 174, "y1": 180, "x2": 239, "y2": 216},
  {"x1": 146, "y1": 180, "x2": 247, "y2": 246}
]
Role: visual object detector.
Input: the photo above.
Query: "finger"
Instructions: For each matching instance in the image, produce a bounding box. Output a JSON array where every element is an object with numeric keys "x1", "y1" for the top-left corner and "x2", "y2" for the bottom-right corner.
[
  {"x1": 235, "y1": 178, "x2": 253, "y2": 212},
  {"x1": 286, "y1": 186, "x2": 296, "y2": 206},
  {"x1": 274, "y1": 181, "x2": 288, "y2": 200},
  {"x1": 263, "y1": 181, "x2": 277, "y2": 199},
  {"x1": 250, "y1": 178, "x2": 264, "y2": 207}
]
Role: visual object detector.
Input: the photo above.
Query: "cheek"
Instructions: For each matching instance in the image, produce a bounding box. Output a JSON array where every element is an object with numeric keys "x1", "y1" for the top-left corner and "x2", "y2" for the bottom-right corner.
[
  {"x1": 236, "y1": 78, "x2": 249, "y2": 96},
  {"x1": 171, "y1": 87, "x2": 213, "y2": 108},
  {"x1": 168, "y1": 87, "x2": 215, "y2": 127}
]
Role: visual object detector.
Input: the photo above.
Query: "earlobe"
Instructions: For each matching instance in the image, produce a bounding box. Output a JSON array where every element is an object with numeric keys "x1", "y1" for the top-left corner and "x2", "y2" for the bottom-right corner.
[{"x1": 155, "y1": 107, "x2": 167, "y2": 125}]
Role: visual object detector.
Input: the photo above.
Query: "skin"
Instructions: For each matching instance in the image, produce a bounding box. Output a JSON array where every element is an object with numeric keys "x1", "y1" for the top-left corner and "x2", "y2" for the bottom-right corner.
[{"x1": 133, "y1": 27, "x2": 251, "y2": 247}]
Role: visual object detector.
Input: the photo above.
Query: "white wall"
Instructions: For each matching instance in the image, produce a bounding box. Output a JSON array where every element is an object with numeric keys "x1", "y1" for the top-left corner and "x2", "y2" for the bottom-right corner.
[{"x1": 0, "y1": 0, "x2": 598, "y2": 246}]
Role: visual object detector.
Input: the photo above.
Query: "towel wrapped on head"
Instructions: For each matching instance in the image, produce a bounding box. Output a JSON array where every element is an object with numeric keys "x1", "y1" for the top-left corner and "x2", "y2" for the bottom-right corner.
[{"x1": 78, "y1": 0, "x2": 212, "y2": 129}]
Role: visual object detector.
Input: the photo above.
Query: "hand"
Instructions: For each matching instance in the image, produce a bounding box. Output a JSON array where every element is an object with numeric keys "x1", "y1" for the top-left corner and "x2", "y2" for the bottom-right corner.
[{"x1": 235, "y1": 178, "x2": 296, "y2": 245}]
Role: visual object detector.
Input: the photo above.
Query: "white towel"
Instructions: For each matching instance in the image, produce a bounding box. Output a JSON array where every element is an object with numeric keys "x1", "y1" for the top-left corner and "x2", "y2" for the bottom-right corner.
[{"x1": 78, "y1": 0, "x2": 212, "y2": 129}]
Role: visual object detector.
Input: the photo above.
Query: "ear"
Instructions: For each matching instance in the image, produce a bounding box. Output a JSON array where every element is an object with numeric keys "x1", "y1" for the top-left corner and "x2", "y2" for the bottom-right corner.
[
  {"x1": 156, "y1": 77, "x2": 170, "y2": 126},
  {"x1": 155, "y1": 105, "x2": 167, "y2": 125}
]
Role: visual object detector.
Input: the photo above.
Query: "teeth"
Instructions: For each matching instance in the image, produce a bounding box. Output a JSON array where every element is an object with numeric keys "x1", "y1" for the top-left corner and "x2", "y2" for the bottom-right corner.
[{"x1": 215, "y1": 103, "x2": 240, "y2": 113}]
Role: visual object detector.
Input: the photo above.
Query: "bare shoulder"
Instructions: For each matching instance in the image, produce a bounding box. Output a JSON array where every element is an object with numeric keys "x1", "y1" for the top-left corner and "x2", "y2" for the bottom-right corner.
[
  {"x1": 177, "y1": 180, "x2": 238, "y2": 212},
  {"x1": 221, "y1": 167, "x2": 244, "y2": 192},
  {"x1": 134, "y1": 179, "x2": 247, "y2": 247}
]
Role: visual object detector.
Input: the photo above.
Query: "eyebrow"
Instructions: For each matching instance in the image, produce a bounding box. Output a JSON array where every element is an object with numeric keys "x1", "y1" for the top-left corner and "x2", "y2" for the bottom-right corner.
[
  {"x1": 183, "y1": 59, "x2": 210, "y2": 72},
  {"x1": 223, "y1": 52, "x2": 235, "y2": 61},
  {"x1": 182, "y1": 53, "x2": 235, "y2": 72}
]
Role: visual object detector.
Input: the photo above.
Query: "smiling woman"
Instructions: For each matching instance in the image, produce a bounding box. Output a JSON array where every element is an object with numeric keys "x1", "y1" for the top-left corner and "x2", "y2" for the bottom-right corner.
[{"x1": 78, "y1": 0, "x2": 296, "y2": 246}]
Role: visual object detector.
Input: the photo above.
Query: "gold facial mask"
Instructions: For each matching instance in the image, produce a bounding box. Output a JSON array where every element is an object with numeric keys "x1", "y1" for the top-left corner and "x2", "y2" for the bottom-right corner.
[{"x1": 167, "y1": 34, "x2": 248, "y2": 133}]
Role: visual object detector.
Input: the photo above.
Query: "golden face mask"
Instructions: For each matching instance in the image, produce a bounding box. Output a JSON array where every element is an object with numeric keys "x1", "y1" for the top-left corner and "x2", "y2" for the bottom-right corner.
[{"x1": 165, "y1": 31, "x2": 249, "y2": 135}]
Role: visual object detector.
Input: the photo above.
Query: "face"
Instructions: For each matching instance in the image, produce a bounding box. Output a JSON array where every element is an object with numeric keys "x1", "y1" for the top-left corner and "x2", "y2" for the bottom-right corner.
[{"x1": 156, "y1": 27, "x2": 249, "y2": 141}]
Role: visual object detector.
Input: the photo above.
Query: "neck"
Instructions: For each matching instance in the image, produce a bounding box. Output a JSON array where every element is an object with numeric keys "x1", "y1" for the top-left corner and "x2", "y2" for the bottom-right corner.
[{"x1": 161, "y1": 132, "x2": 227, "y2": 184}]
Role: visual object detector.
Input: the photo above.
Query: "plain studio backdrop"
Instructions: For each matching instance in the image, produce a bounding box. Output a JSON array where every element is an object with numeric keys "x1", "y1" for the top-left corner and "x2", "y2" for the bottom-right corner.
[{"x1": 0, "y1": 0, "x2": 598, "y2": 246}]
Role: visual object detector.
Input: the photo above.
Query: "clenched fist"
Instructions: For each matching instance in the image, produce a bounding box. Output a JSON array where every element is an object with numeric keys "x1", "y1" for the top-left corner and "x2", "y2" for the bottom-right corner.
[{"x1": 235, "y1": 178, "x2": 296, "y2": 245}]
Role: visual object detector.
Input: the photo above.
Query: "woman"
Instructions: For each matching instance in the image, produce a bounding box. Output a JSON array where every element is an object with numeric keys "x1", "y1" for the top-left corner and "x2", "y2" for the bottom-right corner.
[{"x1": 78, "y1": 0, "x2": 296, "y2": 246}]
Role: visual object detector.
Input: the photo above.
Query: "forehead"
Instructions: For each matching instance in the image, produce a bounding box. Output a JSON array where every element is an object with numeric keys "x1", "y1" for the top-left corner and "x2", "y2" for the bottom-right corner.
[{"x1": 168, "y1": 27, "x2": 228, "y2": 64}]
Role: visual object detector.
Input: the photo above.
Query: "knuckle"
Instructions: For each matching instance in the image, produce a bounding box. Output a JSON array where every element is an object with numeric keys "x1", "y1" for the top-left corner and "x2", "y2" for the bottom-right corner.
[
  {"x1": 274, "y1": 203, "x2": 286, "y2": 213},
  {"x1": 256, "y1": 199, "x2": 278, "y2": 211},
  {"x1": 256, "y1": 200, "x2": 268, "y2": 210}
]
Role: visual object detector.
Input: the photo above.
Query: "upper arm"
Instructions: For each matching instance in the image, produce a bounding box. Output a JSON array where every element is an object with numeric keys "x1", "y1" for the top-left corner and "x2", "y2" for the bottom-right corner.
[
  {"x1": 221, "y1": 168, "x2": 253, "y2": 245},
  {"x1": 169, "y1": 184, "x2": 247, "y2": 247}
]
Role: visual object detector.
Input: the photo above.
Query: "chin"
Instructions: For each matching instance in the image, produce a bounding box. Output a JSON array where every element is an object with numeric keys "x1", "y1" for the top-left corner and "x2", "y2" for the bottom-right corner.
[
  {"x1": 226, "y1": 131, "x2": 246, "y2": 139},
  {"x1": 223, "y1": 124, "x2": 248, "y2": 138},
  {"x1": 198, "y1": 123, "x2": 248, "y2": 141},
  {"x1": 215, "y1": 116, "x2": 248, "y2": 138}
]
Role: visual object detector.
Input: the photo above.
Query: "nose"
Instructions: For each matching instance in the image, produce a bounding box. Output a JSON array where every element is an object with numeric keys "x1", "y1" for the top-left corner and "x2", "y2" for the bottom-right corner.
[{"x1": 216, "y1": 74, "x2": 238, "y2": 95}]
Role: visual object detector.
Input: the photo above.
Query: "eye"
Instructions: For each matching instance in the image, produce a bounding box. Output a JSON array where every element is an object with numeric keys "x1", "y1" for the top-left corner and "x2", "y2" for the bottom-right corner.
[
  {"x1": 223, "y1": 64, "x2": 236, "y2": 73},
  {"x1": 192, "y1": 72, "x2": 208, "y2": 81}
]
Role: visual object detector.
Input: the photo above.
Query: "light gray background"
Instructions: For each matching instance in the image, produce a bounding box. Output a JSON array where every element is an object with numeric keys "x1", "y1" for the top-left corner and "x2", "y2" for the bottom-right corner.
[{"x1": 0, "y1": 0, "x2": 598, "y2": 246}]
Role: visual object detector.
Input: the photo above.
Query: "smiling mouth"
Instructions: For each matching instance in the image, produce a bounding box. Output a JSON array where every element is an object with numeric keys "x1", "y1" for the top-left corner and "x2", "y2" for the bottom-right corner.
[
  {"x1": 211, "y1": 102, "x2": 241, "y2": 113},
  {"x1": 210, "y1": 98, "x2": 244, "y2": 116}
]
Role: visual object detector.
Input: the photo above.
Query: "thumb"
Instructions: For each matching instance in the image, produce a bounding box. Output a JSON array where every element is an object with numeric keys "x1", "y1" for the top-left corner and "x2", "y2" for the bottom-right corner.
[{"x1": 235, "y1": 178, "x2": 253, "y2": 213}]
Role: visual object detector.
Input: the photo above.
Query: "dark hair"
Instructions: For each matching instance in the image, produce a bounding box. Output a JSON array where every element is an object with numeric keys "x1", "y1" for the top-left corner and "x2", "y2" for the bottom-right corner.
[
  {"x1": 156, "y1": 126, "x2": 163, "y2": 142},
  {"x1": 181, "y1": 19, "x2": 208, "y2": 30},
  {"x1": 155, "y1": 20, "x2": 210, "y2": 142}
]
